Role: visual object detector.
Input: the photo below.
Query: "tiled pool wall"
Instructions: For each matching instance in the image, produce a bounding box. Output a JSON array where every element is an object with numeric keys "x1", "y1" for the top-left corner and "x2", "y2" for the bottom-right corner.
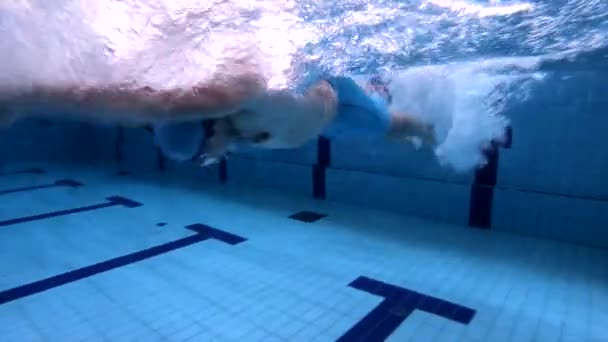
[{"x1": 1, "y1": 71, "x2": 607, "y2": 248}]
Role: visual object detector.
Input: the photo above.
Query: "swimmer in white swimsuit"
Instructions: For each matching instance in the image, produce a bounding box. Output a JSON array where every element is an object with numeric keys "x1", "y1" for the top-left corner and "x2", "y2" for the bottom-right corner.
[{"x1": 152, "y1": 74, "x2": 436, "y2": 165}]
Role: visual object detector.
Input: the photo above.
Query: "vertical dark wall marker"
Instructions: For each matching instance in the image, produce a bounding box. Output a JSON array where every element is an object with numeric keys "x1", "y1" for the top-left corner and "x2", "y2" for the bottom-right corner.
[
  {"x1": 502, "y1": 126, "x2": 513, "y2": 149},
  {"x1": 219, "y1": 157, "x2": 228, "y2": 184},
  {"x1": 468, "y1": 146, "x2": 499, "y2": 229},
  {"x1": 312, "y1": 165, "x2": 326, "y2": 199},
  {"x1": 338, "y1": 276, "x2": 476, "y2": 341},
  {"x1": 318, "y1": 136, "x2": 331, "y2": 167},
  {"x1": 313, "y1": 136, "x2": 331, "y2": 200},
  {"x1": 115, "y1": 127, "x2": 125, "y2": 163},
  {"x1": 468, "y1": 126, "x2": 512, "y2": 230}
]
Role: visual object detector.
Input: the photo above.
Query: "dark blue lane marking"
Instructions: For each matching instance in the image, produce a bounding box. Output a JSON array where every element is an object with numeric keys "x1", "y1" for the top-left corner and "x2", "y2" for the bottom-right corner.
[
  {"x1": 289, "y1": 211, "x2": 327, "y2": 223},
  {"x1": 0, "y1": 168, "x2": 46, "y2": 177},
  {"x1": 0, "y1": 179, "x2": 83, "y2": 196},
  {"x1": 502, "y1": 126, "x2": 512, "y2": 149},
  {"x1": 0, "y1": 223, "x2": 246, "y2": 305},
  {"x1": 338, "y1": 276, "x2": 476, "y2": 342},
  {"x1": 0, "y1": 196, "x2": 142, "y2": 227}
]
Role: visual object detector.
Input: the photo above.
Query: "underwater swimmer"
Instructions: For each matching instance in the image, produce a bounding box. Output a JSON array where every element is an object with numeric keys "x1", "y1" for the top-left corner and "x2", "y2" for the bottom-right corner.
[
  {"x1": 153, "y1": 75, "x2": 436, "y2": 165},
  {"x1": 0, "y1": 67, "x2": 434, "y2": 165}
]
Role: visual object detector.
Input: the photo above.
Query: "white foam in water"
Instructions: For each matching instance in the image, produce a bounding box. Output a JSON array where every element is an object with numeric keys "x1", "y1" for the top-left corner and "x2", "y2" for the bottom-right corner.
[{"x1": 387, "y1": 57, "x2": 542, "y2": 172}]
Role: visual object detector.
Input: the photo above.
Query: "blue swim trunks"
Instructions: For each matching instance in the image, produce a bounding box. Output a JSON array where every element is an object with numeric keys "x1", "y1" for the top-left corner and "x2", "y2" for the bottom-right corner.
[{"x1": 323, "y1": 76, "x2": 392, "y2": 138}]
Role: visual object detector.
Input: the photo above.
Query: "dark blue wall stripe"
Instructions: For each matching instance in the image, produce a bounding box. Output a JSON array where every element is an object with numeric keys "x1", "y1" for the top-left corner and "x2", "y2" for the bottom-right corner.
[
  {"x1": 0, "y1": 168, "x2": 46, "y2": 177},
  {"x1": 468, "y1": 126, "x2": 512, "y2": 229},
  {"x1": 115, "y1": 127, "x2": 125, "y2": 162},
  {"x1": 219, "y1": 157, "x2": 228, "y2": 184},
  {"x1": 0, "y1": 179, "x2": 83, "y2": 196},
  {"x1": 313, "y1": 136, "x2": 331, "y2": 200},
  {"x1": 0, "y1": 224, "x2": 246, "y2": 305},
  {"x1": 318, "y1": 136, "x2": 331, "y2": 167},
  {"x1": 156, "y1": 147, "x2": 166, "y2": 171},
  {"x1": 312, "y1": 165, "x2": 326, "y2": 199},
  {"x1": 339, "y1": 276, "x2": 476, "y2": 341},
  {"x1": 468, "y1": 147, "x2": 499, "y2": 229},
  {"x1": 503, "y1": 126, "x2": 513, "y2": 149},
  {"x1": 0, "y1": 196, "x2": 142, "y2": 227}
]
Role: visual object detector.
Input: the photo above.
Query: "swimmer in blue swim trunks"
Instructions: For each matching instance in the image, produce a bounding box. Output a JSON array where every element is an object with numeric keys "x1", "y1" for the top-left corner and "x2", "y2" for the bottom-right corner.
[{"x1": 152, "y1": 74, "x2": 436, "y2": 165}]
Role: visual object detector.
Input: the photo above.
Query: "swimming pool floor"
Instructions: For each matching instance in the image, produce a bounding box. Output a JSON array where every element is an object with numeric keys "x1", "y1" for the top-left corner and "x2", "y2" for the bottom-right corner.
[{"x1": 0, "y1": 163, "x2": 606, "y2": 341}]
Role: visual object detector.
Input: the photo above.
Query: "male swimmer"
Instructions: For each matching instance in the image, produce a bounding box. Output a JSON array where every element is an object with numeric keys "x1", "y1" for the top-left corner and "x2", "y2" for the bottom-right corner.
[
  {"x1": 0, "y1": 66, "x2": 435, "y2": 165},
  {"x1": 152, "y1": 74, "x2": 436, "y2": 165}
]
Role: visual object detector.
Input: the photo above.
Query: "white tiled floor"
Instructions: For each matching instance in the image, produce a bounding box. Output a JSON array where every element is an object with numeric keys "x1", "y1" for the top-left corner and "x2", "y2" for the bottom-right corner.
[{"x1": 0, "y1": 163, "x2": 607, "y2": 341}]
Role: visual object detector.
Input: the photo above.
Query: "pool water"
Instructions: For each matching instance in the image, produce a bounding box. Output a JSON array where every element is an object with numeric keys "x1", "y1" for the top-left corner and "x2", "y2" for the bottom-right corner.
[{"x1": 1, "y1": 0, "x2": 608, "y2": 340}]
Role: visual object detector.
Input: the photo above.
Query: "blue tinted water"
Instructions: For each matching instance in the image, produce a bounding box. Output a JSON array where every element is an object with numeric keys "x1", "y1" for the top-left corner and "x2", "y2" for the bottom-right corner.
[{"x1": 0, "y1": 1, "x2": 607, "y2": 341}]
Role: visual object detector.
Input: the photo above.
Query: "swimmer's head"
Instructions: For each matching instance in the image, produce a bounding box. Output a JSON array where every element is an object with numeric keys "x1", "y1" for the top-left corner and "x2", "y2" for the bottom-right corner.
[
  {"x1": 153, "y1": 121, "x2": 205, "y2": 162},
  {"x1": 367, "y1": 75, "x2": 393, "y2": 105}
]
